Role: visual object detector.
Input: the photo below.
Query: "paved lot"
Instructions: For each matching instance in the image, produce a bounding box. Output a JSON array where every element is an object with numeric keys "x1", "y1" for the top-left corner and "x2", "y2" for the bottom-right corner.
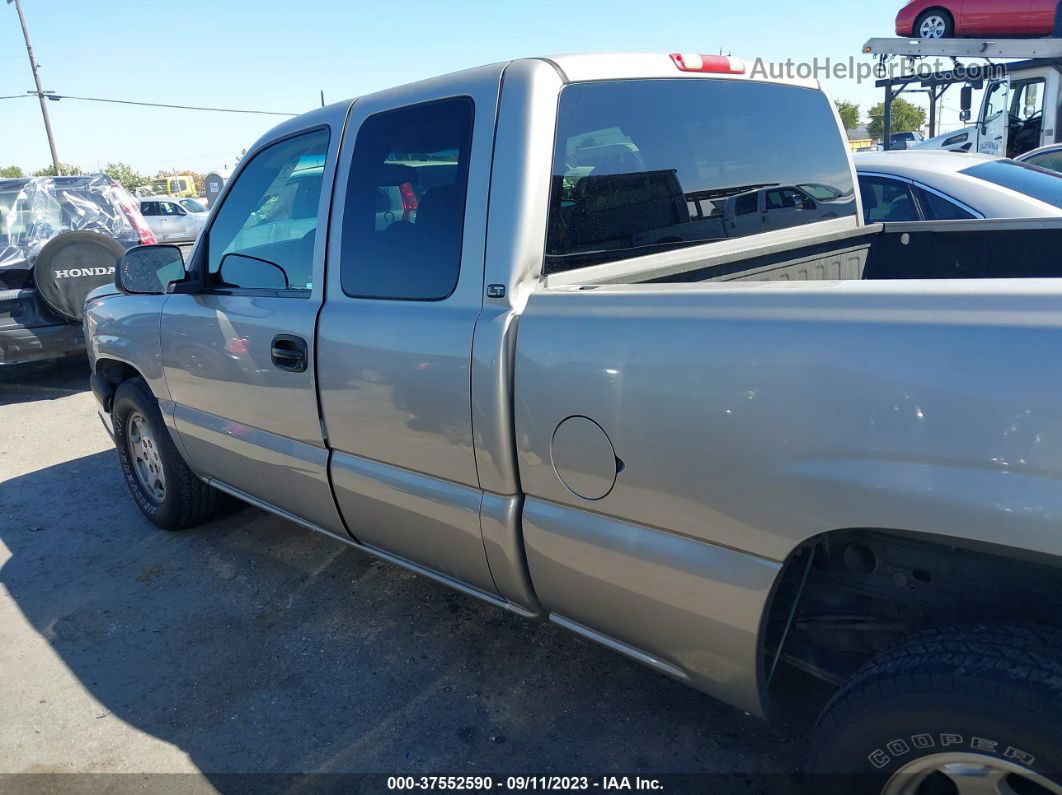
[{"x1": 0, "y1": 358, "x2": 824, "y2": 792}]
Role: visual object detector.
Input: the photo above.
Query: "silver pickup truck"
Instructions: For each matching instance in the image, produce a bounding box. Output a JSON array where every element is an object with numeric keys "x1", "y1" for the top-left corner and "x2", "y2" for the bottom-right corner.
[{"x1": 85, "y1": 53, "x2": 1062, "y2": 792}]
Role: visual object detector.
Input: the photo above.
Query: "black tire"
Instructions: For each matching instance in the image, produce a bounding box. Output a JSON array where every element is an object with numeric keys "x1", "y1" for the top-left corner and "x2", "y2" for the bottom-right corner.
[
  {"x1": 806, "y1": 625, "x2": 1062, "y2": 794},
  {"x1": 112, "y1": 377, "x2": 220, "y2": 530},
  {"x1": 915, "y1": 9, "x2": 955, "y2": 39}
]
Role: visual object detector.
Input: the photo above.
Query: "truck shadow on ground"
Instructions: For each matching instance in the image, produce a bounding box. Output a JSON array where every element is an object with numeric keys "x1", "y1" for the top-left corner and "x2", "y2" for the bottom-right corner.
[
  {"x1": 0, "y1": 357, "x2": 90, "y2": 407},
  {"x1": 0, "y1": 448, "x2": 825, "y2": 792}
]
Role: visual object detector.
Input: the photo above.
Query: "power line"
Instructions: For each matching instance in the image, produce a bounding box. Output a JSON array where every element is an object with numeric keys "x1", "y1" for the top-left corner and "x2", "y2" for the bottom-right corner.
[
  {"x1": 0, "y1": 93, "x2": 32, "y2": 99},
  {"x1": 49, "y1": 93, "x2": 299, "y2": 116}
]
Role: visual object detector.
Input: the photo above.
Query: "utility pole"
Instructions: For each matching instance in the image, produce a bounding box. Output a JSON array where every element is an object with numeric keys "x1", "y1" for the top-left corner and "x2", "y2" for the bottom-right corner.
[{"x1": 8, "y1": 0, "x2": 61, "y2": 175}]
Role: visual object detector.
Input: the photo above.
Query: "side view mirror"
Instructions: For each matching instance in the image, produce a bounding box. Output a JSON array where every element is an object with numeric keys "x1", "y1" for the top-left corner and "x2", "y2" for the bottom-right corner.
[
  {"x1": 960, "y1": 109, "x2": 972, "y2": 123},
  {"x1": 116, "y1": 245, "x2": 187, "y2": 295},
  {"x1": 960, "y1": 86, "x2": 973, "y2": 116},
  {"x1": 218, "y1": 252, "x2": 289, "y2": 290}
]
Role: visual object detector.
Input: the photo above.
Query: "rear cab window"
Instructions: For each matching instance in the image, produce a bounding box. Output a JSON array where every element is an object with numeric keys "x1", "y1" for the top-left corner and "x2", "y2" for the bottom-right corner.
[
  {"x1": 545, "y1": 79, "x2": 858, "y2": 273},
  {"x1": 339, "y1": 97, "x2": 474, "y2": 301}
]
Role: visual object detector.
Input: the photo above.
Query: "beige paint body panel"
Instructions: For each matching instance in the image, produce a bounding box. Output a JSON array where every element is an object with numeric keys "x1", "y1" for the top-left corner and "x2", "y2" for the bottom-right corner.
[
  {"x1": 515, "y1": 279, "x2": 1062, "y2": 564},
  {"x1": 523, "y1": 497, "x2": 780, "y2": 716}
]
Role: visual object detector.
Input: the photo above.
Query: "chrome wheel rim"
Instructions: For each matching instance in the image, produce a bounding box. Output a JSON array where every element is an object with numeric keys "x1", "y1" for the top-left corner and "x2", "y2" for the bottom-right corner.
[
  {"x1": 884, "y1": 753, "x2": 1062, "y2": 795},
  {"x1": 127, "y1": 411, "x2": 166, "y2": 503},
  {"x1": 919, "y1": 15, "x2": 947, "y2": 38}
]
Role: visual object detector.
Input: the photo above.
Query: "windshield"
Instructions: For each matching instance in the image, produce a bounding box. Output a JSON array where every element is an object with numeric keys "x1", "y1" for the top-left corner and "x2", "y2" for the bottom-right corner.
[
  {"x1": 545, "y1": 79, "x2": 857, "y2": 272},
  {"x1": 180, "y1": 199, "x2": 206, "y2": 213},
  {"x1": 961, "y1": 160, "x2": 1062, "y2": 209}
]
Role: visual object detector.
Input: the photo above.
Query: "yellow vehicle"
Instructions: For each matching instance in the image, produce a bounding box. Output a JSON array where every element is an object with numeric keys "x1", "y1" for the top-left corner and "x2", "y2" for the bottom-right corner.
[{"x1": 150, "y1": 175, "x2": 196, "y2": 199}]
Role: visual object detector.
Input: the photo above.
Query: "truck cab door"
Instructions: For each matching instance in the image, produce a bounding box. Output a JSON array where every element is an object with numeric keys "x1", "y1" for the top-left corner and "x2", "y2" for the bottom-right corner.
[
  {"x1": 978, "y1": 79, "x2": 1010, "y2": 156},
  {"x1": 317, "y1": 67, "x2": 503, "y2": 595},
  {"x1": 160, "y1": 125, "x2": 346, "y2": 536}
]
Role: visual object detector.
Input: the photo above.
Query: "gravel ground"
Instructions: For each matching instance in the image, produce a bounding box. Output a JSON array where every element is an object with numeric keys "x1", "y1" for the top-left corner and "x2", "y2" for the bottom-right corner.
[{"x1": 0, "y1": 358, "x2": 826, "y2": 793}]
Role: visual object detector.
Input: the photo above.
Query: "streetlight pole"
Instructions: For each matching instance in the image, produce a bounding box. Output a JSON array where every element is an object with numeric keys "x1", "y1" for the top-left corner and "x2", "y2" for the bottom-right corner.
[{"x1": 8, "y1": 0, "x2": 61, "y2": 175}]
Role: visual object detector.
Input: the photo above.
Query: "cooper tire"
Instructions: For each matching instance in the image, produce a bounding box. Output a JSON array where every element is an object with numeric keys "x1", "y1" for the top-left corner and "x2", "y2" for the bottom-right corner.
[
  {"x1": 806, "y1": 625, "x2": 1062, "y2": 794},
  {"x1": 112, "y1": 377, "x2": 220, "y2": 531},
  {"x1": 33, "y1": 231, "x2": 126, "y2": 321},
  {"x1": 915, "y1": 9, "x2": 955, "y2": 39}
]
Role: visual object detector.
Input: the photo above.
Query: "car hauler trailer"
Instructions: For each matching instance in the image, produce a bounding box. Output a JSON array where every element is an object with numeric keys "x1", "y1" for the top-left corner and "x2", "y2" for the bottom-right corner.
[{"x1": 863, "y1": 37, "x2": 1062, "y2": 154}]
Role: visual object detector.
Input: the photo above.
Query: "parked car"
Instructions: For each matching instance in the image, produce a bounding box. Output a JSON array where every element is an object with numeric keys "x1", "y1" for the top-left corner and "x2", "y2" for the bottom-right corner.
[
  {"x1": 0, "y1": 175, "x2": 154, "y2": 366},
  {"x1": 888, "y1": 130, "x2": 925, "y2": 149},
  {"x1": 87, "y1": 53, "x2": 1062, "y2": 792},
  {"x1": 1017, "y1": 142, "x2": 1062, "y2": 173},
  {"x1": 855, "y1": 150, "x2": 1062, "y2": 222},
  {"x1": 896, "y1": 0, "x2": 1059, "y2": 39},
  {"x1": 137, "y1": 195, "x2": 207, "y2": 242}
]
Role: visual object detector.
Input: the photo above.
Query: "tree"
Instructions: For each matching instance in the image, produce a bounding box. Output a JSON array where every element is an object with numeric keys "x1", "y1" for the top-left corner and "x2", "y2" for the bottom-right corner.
[
  {"x1": 836, "y1": 100, "x2": 861, "y2": 132},
  {"x1": 867, "y1": 99, "x2": 927, "y2": 140},
  {"x1": 32, "y1": 163, "x2": 84, "y2": 177},
  {"x1": 104, "y1": 162, "x2": 148, "y2": 192},
  {"x1": 0, "y1": 165, "x2": 25, "y2": 178}
]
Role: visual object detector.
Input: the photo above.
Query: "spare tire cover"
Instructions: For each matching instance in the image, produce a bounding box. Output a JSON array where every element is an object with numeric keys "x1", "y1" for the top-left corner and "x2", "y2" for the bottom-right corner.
[{"x1": 33, "y1": 231, "x2": 125, "y2": 321}]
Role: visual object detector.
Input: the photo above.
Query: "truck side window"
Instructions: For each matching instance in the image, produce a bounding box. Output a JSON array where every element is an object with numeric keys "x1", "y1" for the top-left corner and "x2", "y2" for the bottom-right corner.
[
  {"x1": 340, "y1": 97, "x2": 474, "y2": 301},
  {"x1": 545, "y1": 79, "x2": 857, "y2": 273},
  {"x1": 206, "y1": 129, "x2": 329, "y2": 292}
]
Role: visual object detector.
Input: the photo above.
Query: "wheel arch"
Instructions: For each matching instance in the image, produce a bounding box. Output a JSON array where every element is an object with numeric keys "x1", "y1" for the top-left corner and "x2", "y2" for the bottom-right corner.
[
  {"x1": 91, "y1": 357, "x2": 147, "y2": 413},
  {"x1": 915, "y1": 5, "x2": 956, "y2": 35},
  {"x1": 758, "y1": 525, "x2": 1062, "y2": 711}
]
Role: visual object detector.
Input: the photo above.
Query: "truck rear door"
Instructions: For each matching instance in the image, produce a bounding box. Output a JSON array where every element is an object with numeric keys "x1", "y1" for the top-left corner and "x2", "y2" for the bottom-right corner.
[
  {"x1": 316, "y1": 66, "x2": 503, "y2": 594},
  {"x1": 160, "y1": 117, "x2": 346, "y2": 535}
]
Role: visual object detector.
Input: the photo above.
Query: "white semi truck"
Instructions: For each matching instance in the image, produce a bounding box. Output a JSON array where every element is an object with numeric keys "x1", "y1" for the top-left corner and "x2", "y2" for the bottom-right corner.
[{"x1": 864, "y1": 37, "x2": 1062, "y2": 157}]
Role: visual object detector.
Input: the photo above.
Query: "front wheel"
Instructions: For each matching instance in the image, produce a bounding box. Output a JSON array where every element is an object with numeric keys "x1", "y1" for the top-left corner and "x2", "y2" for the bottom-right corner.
[
  {"x1": 112, "y1": 377, "x2": 220, "y2": 530},
  {"x1": 915, "y1": 10, "x2": 955, "y2": 39},
  {"x1": 807, "y1": 625, "x2": 1062, "y2": 794}
]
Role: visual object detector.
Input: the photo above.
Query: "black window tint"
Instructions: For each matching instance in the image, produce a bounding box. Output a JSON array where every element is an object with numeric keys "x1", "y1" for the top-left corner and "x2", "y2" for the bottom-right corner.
[
  {"x1": 207, "y1": 129, "x2": 329, "y2": 291},
  {"x1": 140, "y1": 201, "x2": 159, "y2": 217},
  {"x1": 734, "y1": 193, "x2": 758, "y2": 215},
  {"x1": 340, "y1": 98, "x2": 473, "y2": 300},
  {"x1": 546, "y1": 80, "x2": 857, "y2": 272},
  {"x1": 858, "y1": 176, "x2": 920, "y2": 223},
  {"x1": 961, "y1": 159, "x2": 1062, "y2": 209},
  {"x1": 915, "y1": 187, "x2": 976, "y2": 220}
]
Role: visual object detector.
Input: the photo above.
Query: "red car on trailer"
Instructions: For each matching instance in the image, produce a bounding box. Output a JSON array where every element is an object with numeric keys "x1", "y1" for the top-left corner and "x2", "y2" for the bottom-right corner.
[{"x1": 897, "y1": 0, "x2": 1060, "y2": 39}]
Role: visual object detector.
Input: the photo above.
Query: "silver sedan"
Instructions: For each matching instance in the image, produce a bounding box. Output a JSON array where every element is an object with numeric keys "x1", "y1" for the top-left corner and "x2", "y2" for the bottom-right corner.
[
  {"x1": 137, "y1": 195, "x2": 208, "y2": 243},
  {"x1": 854, "y1": 150, "x2": 1062, "y2": 223},
  {"x1": 1016, "y1": 144, "x2": 1062, "y2": 175}
]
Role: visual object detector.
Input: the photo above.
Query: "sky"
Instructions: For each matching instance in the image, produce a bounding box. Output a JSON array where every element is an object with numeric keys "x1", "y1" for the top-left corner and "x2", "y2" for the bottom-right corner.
[{"x1": 0, "y1": 0, "x2": 969, "y2": 176}]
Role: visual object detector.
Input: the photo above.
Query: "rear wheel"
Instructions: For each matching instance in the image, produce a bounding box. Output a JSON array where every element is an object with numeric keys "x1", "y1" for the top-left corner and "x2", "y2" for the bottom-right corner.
[
  {"x1": 807, "y1": 625, "x2": 1062, "y2": 794},
  {"x1": 915, "y1": 9, "x2": 955, "y2": 39},
  {"x1": 112, "y1": 377, "x2": 220, "y2": 530}
]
